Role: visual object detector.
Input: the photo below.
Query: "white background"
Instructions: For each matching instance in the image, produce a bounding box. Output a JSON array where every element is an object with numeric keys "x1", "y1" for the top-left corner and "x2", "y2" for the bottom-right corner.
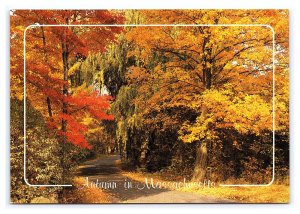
[{"x1": 0, "y1": 0, "x2": 299, "y2": 213}]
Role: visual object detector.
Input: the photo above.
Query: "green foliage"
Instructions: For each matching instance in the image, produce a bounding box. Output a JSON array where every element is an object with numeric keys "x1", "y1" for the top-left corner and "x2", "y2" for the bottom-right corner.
[
  {"x1": 80, "y1": 35, "x2": 134, "y2": 97},
  {"x1": 10, "y1": 98, "x2": 61, "y2": 203}
]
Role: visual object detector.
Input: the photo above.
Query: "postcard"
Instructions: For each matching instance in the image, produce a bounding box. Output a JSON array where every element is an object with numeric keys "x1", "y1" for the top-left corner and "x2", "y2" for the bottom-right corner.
[{"x1": 10, "y1": 9, "x2": 289, "y2": 204}]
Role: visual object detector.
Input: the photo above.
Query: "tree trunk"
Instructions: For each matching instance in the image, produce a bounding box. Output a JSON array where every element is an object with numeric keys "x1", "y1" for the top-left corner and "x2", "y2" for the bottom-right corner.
[
  {"x1": 41, "y1": 29, "x2": 53, "y2": 122},
  {"x1": 192, "y1": 104, "x2": 210, "y2": 181},
  {"x1": 192, "y1": 142, "x2": 208, "y2": 181},
  {"x1": 40, "y1": 25, "x2": 66, "y2": 201},
  {"x1": 58, "y1": 27, "x2": 70, "y2": 202},
  {"x1": 61, "y1": 41, "x2": 69, "y2": 184},
  {"x1": 46, "y1": 97, "x2": 53, "y2": 119},
  {"x1": 193, "y1": 32, "x2": 212, "y2": 181},
  {"x1": 192, "y1": 109, "x2": 210, "y2": 181}
]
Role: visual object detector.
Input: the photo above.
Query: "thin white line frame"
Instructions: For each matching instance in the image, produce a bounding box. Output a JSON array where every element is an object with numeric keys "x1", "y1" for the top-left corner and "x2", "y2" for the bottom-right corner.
[{"x1": 23, "y1": 24, "x2": 275, "y2": 187}]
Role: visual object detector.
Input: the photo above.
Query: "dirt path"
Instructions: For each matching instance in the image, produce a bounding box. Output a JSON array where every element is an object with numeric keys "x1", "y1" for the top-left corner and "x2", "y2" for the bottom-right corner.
[{"x1": 77, "y1": 155, "x2": 233, "y2": 203}]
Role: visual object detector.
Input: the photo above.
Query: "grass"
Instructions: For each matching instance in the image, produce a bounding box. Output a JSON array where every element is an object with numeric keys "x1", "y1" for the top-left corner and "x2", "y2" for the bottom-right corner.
[
  {"x1": 121, "y1": 171, "x2": 289, "y2": 203},
  {"x1": 181, "y1": 184, "x2": 289, "y2": 203}
]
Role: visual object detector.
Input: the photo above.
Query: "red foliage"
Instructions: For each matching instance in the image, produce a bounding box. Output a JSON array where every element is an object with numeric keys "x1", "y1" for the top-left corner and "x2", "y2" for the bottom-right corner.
[{"x1": 11, "y1": 10, "x2": 124, "y2": 148}]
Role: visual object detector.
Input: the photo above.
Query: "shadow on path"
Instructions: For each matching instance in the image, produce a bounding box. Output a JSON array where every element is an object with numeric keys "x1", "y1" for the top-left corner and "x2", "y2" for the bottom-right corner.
[
  {"x1": 76, "y1": 155, "x2": 168, "y2": 202},
  {"x1": 76, "y1": 155, "x2": 234, "y2": 203}
]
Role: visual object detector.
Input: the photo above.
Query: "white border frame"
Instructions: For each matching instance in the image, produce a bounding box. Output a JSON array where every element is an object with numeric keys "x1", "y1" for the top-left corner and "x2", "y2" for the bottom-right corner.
[{"x1": 23, "y1": 24, "x2": 275, "y2": 187}]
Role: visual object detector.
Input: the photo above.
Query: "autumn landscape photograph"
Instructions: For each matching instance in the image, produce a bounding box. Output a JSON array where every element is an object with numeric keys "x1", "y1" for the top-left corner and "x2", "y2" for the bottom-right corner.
[{"x1": 10, "y1": 9, "x2": 289, "y2": 204}]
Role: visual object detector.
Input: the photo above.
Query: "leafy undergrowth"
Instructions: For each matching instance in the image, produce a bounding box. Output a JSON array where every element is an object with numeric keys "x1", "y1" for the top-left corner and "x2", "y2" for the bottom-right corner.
[
  {"x1": 64, "y1": 177, "x2": 115, "y2": 203},
  {"x1": 181, "y1": 185, "x2": 289, "y2": 203},
  {"x1": 121, "y1": 171, "x2": 289, "y2": 203}
]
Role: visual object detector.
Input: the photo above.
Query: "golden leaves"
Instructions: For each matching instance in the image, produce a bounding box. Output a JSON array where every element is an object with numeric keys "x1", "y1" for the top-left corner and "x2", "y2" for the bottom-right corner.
[
  {"x1": 68, "y1": 62, "x2": 82, "y2": 75},
  {"x1": 178, "y1": 87, "x2": 275, "y2": 144}
]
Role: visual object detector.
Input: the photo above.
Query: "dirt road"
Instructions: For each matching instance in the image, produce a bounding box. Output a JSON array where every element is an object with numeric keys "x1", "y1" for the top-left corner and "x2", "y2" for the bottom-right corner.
[{"x1": 77, "y1": 155, "x2": 233, "y2": 203}]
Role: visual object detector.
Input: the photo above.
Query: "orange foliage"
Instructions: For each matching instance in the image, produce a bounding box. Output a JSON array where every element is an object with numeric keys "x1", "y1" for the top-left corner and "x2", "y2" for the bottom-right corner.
[{"x1": 10, "y1": 10, "x2": 124, "y2": 148}]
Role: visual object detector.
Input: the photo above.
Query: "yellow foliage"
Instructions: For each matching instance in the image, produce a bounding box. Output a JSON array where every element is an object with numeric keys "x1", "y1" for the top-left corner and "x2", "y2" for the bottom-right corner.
[
  {"x1": 68, "y1": 62, "x2": 81, "y2": 75},
  {"x1": 179, "y1": 88, "x2": 274, "y2": 143}
]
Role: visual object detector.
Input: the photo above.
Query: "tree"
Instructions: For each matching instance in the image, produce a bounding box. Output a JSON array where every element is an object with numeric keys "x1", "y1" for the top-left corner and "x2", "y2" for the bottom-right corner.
[
  {"x1": 10, "y1": 10, "x2": 124, "y2": 186},
  {"x1": 124, "y1": 10, "x2": 288, "y2": 181}
]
